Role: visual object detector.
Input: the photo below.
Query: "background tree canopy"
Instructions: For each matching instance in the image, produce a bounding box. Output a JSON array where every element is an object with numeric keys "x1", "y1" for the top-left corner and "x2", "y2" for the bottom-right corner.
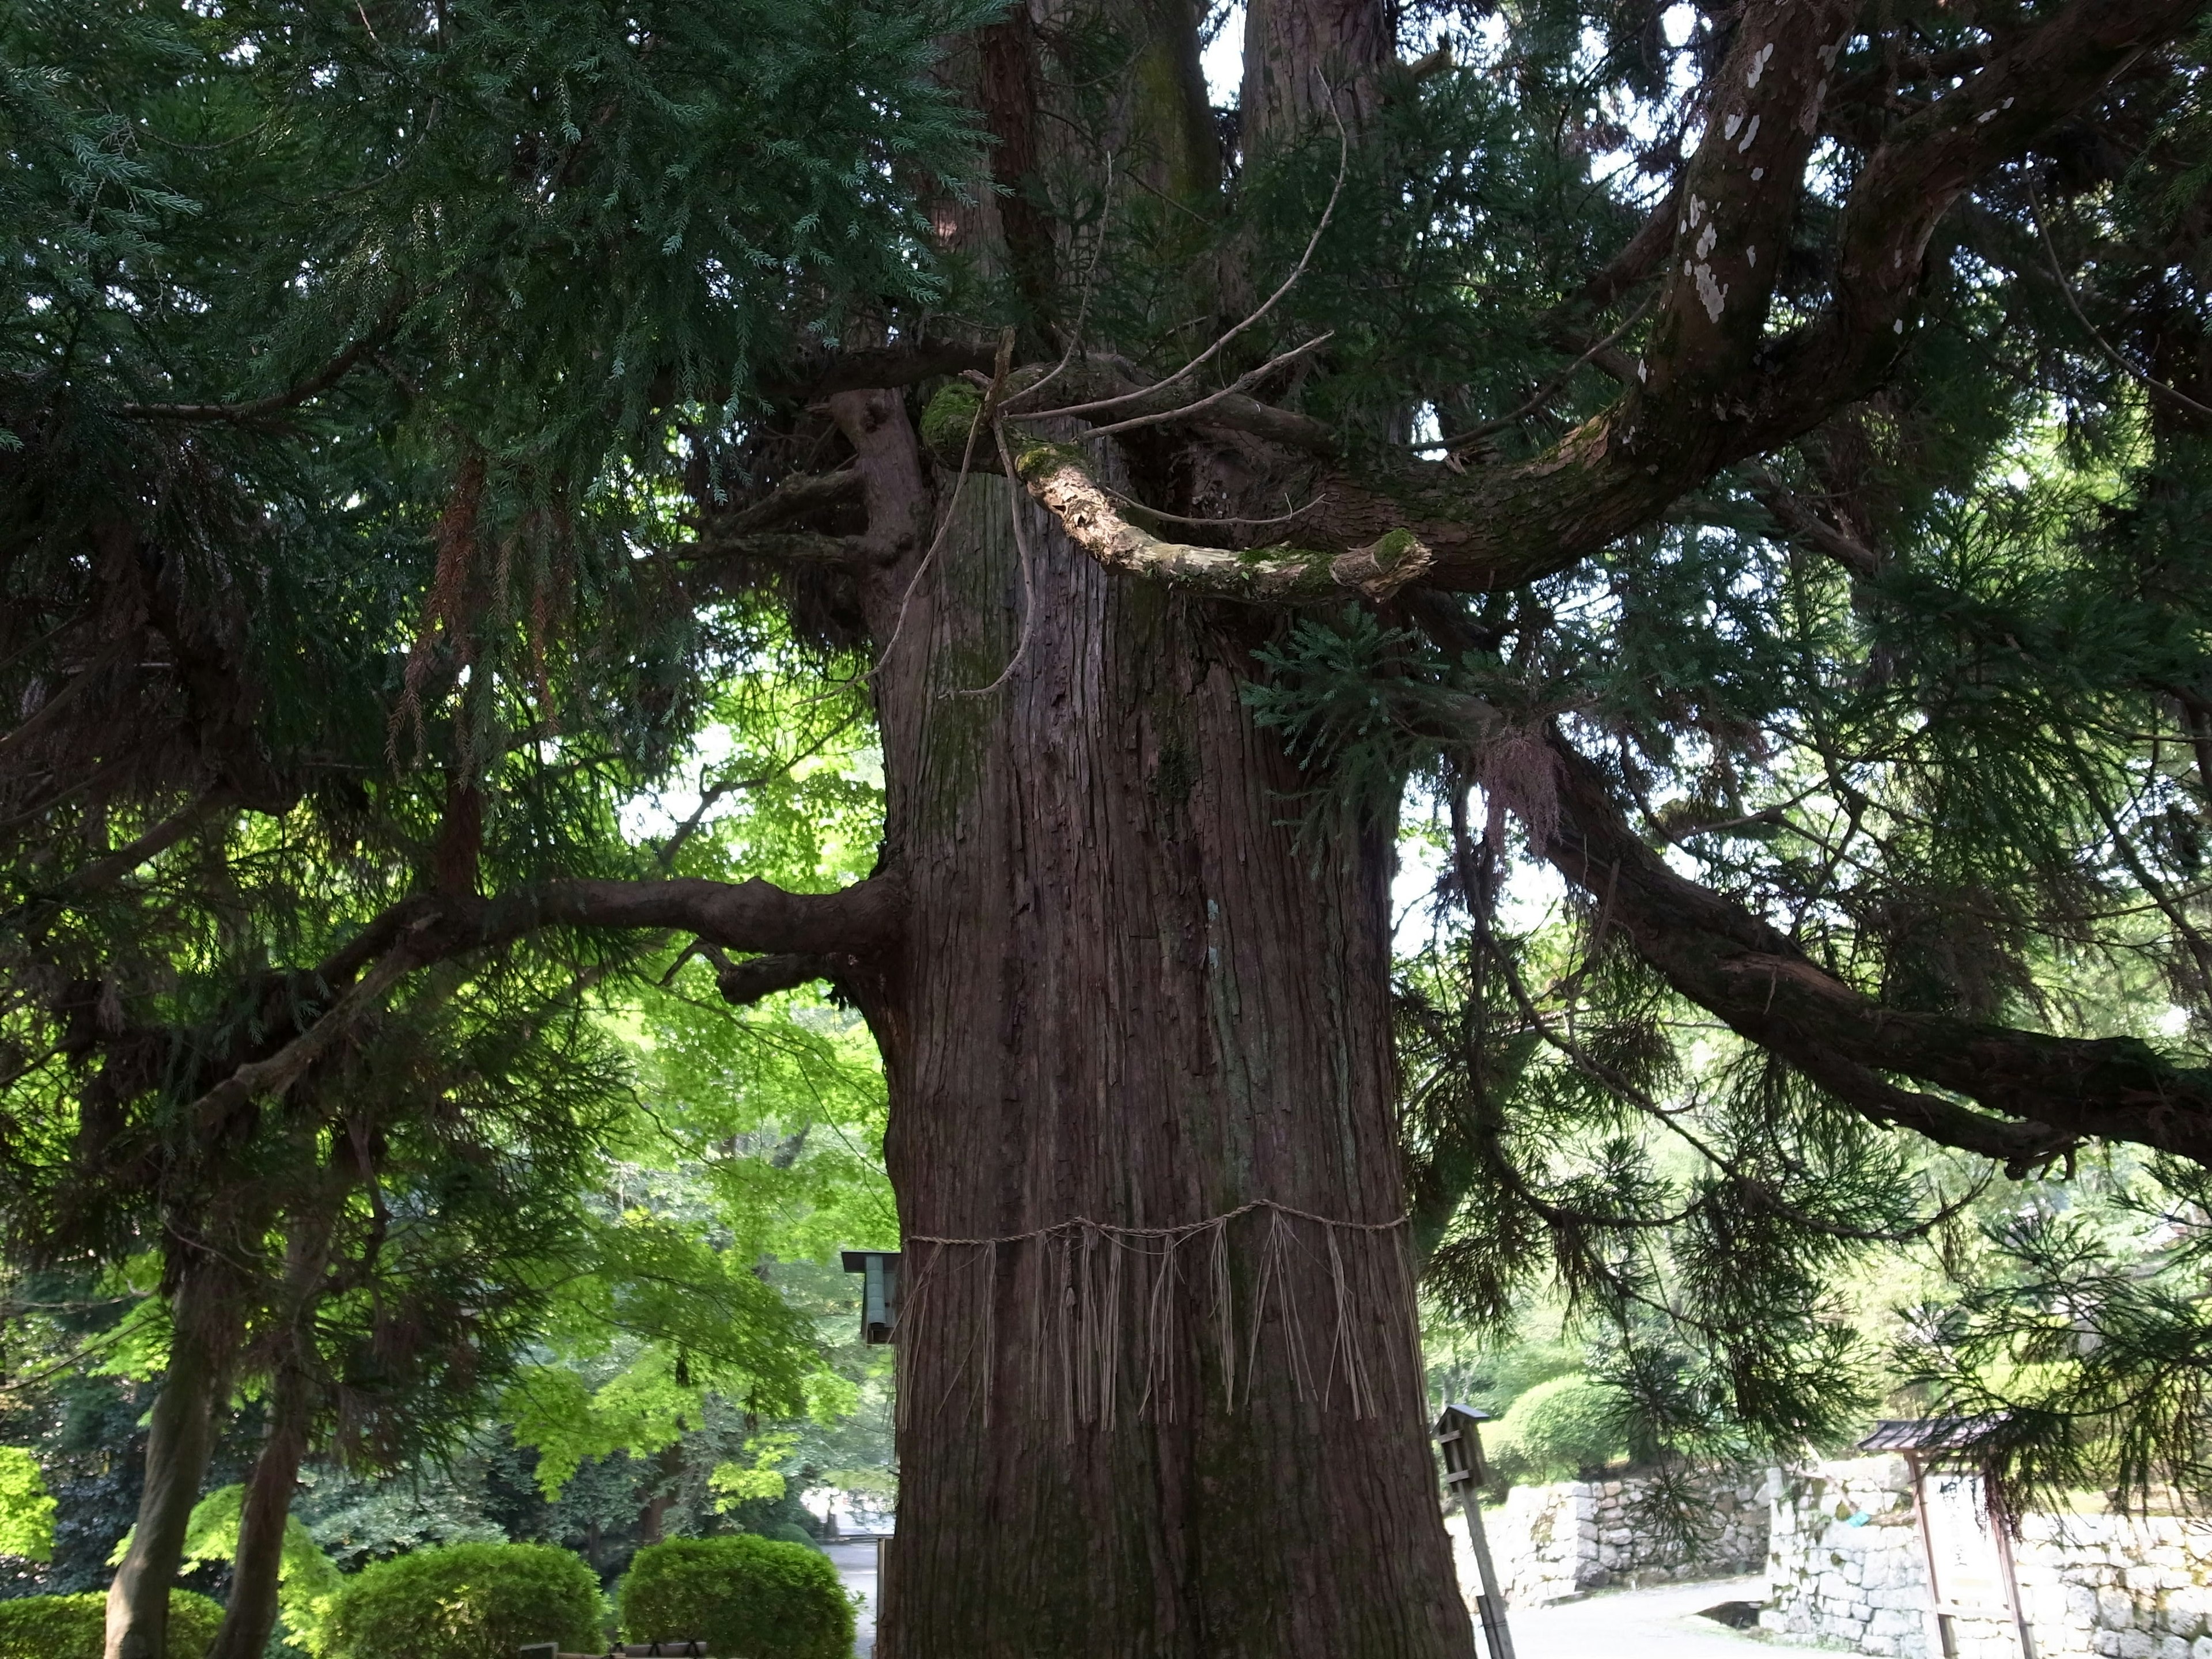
[{"x1": 5, "y1": 0, "x2": 2212, "y2": 1655}]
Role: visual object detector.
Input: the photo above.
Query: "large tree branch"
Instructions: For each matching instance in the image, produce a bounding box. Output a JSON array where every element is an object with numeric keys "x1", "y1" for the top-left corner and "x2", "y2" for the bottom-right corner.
[
  {"x1": 1630, "y1": 0, "x2": 1859, "y2": 419},
  {"x1": 825, "y1": 388, "x2": 931, "y2": 567},
  {"x1": 989, "y1": 0, "x2": 2202, "y2": 600},
  {"x1": 1743, "y1": 0, "x2": 2202, "y2": 448},
  {"x1": 168, "y1": 873, "x2": 908, "y2": 1125},
  {"x1": 118, "y1": 313, "x2": 397, "y2": 423},
  {"x1": 784, "y1": 342, "x2": 997, "y2": 401},
  {"x1": 707, "y1": 468, "x2": 865, "y2": 536},
  {"x1": 684, "y1": 529, "x2": 869, "y2": 567},
  {"x1": 1529, "y1": 728, "x2": 2212, "y2": 1169},
  {"x1": 316, "y1": 872, "x2": 903, "y2": 989},
  {"x1": 1009, "y1": 434, "x2": 1430, "y2": 601}
]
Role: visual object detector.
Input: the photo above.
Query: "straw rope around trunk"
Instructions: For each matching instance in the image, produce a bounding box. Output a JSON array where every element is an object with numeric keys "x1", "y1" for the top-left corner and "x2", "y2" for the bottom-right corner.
[{"x1": 894, "y1": 1199, "x2": 1422, "y2": 1438}]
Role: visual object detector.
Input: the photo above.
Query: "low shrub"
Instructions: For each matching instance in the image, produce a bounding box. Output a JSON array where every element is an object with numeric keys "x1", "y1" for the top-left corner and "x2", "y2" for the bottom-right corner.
[
  {"x1": 1489, "y1": 1374, "x2": 1627, "y2": 1483},
  {"x1": 318, "y1": 1541, "x2": 601, "y2": 1659},
  {"x1": 0, "y1": 1589, "x2": 225, "y2": 1658},
  {"x1": 755, "y1": 1522, "x2": 817, "y2": 1550},
  {"x1": 620, "y1": 1536, "x2": 851, "y2": 1659}
]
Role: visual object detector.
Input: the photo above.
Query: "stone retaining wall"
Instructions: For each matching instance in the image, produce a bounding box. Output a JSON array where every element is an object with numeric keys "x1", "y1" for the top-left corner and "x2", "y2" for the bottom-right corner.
[
  {"x1": 1444, "y1": 1468, "x2": 1769, "y2": 1609},
  {"x1": 1761, "y1": 1456, "x2": 2212, "y2": 1659}
]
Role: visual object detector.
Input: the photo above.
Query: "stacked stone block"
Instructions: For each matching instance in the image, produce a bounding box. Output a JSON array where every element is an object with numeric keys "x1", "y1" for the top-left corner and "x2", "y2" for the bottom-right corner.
[
  {"x1": 1760, "y1": 1457, "x2": 2212, "y2": 1659},
  {"x1": 1443, "y1": 1468, "x2": 1770, "y2": 1610},
  {"x1": 1761, "y1": 1456, "x2": 1933, "y2": 1657}
]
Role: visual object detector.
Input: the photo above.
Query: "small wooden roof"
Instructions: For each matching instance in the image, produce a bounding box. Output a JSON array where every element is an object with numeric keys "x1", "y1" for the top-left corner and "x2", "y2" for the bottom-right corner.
[{"x1": 1857, "y1": 1415, "x2": 2008, "y2": 1453}]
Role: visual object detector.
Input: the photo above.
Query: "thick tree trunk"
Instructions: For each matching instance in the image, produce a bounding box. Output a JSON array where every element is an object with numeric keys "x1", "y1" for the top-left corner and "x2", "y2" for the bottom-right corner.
[
  {"x1": 637, "y1": 1440, "x2": 687, "y2": 1547},
  {"x1": 106, "y1": 1255, "x2": 234, "y2": 1659},
  {"x1": 856, "y1": 439, "x2": 1473, "y2": 1657},
  {"x1": 208, "y1": 1200, "x2": 335, "y2": 1659},
  {"x1": 206, "y1": 1366, "x2": 308, "y2": 1659}
]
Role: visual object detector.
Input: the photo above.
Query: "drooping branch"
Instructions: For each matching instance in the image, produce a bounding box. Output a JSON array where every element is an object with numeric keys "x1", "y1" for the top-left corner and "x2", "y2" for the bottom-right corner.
[
  {"x1": 1530, "y1": 729, "x2": 2212, "y2": 1170},
  {"x1": 118, "y1": 317, "x2": 396, "y2": 423}
]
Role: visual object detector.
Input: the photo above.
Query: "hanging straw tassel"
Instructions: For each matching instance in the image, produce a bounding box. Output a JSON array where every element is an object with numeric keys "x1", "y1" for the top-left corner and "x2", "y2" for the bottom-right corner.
[{"x1": 899, "y1": 1198, "x2": 1408, "y2": 1430}]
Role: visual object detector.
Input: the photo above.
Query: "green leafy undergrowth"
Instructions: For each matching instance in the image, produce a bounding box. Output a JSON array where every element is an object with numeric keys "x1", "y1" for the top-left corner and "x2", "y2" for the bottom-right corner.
[
  {"x1": 0, "y1": 1590, "x2": 222, "y2": 1659},
  {"x1": 619, "y1": 1535, "x2": 851, "y2": 1659},
  {"x1": 317, "y1": 1542, "x2": 603, "y2": 1659}
]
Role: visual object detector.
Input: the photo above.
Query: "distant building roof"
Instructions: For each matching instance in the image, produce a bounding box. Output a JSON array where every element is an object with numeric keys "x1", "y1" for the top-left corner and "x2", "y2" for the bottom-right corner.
[{"x1": 1857, "y1": 1415, "x2": 2009, "y2": 1454}]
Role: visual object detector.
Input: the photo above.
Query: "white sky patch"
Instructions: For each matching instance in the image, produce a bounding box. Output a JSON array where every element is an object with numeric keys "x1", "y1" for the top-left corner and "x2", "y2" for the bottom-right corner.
[
  {"x1": 1202, "y1": 4, "x2": 1244, "y2": 107},
  {"x1": 621, "y1": 725, "x2": 740, "y2": 844},
  {"x1": 1393, "y1": 782, "x2": 1573, "y2": 960}
]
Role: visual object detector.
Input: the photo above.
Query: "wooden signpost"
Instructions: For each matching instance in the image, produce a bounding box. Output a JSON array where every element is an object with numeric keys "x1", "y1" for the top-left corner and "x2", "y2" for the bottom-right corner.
[
  {"x1": 1435, "y1": 1403, "x2": 1518, "y2": 1659},
  {"x1": 1859, "y1": 1418, "x2": 2036, "y2": 1659}
]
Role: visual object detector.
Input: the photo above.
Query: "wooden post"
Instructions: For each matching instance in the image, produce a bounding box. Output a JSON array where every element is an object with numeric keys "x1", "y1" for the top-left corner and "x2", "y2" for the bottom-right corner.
[{"x1": 1435, "y1": 1406, "x2": 1517, "y2": 1659}]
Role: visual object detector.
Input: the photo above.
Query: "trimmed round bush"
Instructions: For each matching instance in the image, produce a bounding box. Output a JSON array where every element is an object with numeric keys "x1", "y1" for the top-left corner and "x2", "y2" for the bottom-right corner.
[
  {"x1": 1490, "y1": 1374, "x2": 1627, "y2": 1482},
  {"x1": 0, "y1": 1589, "x2": 224, "y2": 1658},
  {"x1": 756, "y1": 1522, "x2": 817, "y2": 1550},
  {"x1": 620, "y1": 1536, "x2": 851, "y2": 1659},
  {"x1": 319, "y1": 1541, "x2": 601, "y2": 1659}
]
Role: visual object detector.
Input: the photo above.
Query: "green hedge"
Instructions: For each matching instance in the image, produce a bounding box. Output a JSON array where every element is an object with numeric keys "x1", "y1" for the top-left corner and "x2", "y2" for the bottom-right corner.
[
  {"x1": 319, "y1": 1541, "x2": 602, "y2": 1659},
  {"x1": 0, "y1": 1590, "x2": 224, "y2": 1659},
  {"x1": 620, "y1": 1536, "x2": 851, "y2": 1659},
  {"x1": 1490, "y1": 1374, "x2": 1627, "y2": 1482}
]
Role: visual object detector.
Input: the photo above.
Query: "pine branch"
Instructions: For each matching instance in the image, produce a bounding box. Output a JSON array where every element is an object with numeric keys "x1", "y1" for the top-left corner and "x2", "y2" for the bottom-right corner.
[
  {"x1": 1533, "y1": 728, "x2": 2212, "y2": 1171},
  {"x1": 117, "y1": 325, "x2": 391, "y2": 423}
]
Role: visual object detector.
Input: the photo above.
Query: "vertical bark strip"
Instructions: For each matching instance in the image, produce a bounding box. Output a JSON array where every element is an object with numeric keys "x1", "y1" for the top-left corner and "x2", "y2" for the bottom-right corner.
[
  {"x1": 1240, "y1": 0, "x2": 1396, "y2": 148},
  {"x1": 856, "y1": 450, "x2": 1472, "y2": 1657},
  {"x1": 105, "y1": 1257, "x2": 234, "y2": 1659},
  {"x1": 207, "y1": 1372, "x2": 310, "y2": 1659},
  {"x1": 207, "y1": 1203, "x2": 337, "y2": 1659},
  {"x1": 976, "y1": 10, "x2": 1056, "y2": 329}
]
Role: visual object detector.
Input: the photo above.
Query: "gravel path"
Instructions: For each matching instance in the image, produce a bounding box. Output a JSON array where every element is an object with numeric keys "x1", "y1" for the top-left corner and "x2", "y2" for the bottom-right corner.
[
  {"x1": 821, "y1": 1540, "x2": 881, "y2": 1657},
  {"x1": 817, "y1": 1546, "x2": 1768, "y2": 1659},
  {"x1": 1502, "y1": 1574, "x2": 1772, "y2": 1659}
]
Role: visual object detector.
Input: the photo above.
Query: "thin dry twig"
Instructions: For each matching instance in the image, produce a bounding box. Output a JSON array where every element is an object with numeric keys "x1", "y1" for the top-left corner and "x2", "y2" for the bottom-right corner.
[
  {"x1": 1007, "y1": 91, "x2": 1351, "y2": 422},
  {"x1": 946, "y1": 422, "x2": 1041, "y2": 699},
  {"x1": 1079, "y1": 331, "x2": 1336, "y2": 440},
  {"x1": 2027, "y1": 176, "x2": 2212, "y2": 421}
]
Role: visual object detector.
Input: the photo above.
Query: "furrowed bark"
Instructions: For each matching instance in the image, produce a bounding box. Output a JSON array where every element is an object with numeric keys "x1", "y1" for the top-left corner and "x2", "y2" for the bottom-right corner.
[
  {"x1": 105, "y1": 1257, "x2": 237, "y2": 1659},
  {"x1": 851, "y1": 399, "x2": 1472, "y2": 1657},
  {"x1": 1533, "y1": 730, "x2": 2212, "y2": 1169},
  {"x1": 1241, "y1": 0, "x2": 1396, "y2": 145}
]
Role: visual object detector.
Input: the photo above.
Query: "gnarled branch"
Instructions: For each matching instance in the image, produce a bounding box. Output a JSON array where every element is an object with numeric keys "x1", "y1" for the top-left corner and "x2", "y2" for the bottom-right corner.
[
  {"x1": 1531, "y1": 729, "x2": 2212, "y2": 1169},
  {"x1": 1012, "y1": 437, "x2": 1430, "y2": 602},
  {"x1": 177, "y1": 873, "x2": 908, "y2": 1125}
]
